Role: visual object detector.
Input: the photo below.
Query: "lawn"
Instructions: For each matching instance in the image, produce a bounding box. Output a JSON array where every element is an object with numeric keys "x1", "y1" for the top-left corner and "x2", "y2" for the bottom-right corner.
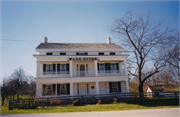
[{"x1": 1, "y1": 99, "x2": 179, "y2": 114}]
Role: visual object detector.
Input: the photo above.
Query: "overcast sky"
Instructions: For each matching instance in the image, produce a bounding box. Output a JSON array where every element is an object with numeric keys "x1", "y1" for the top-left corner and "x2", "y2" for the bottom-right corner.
[{"x1": 0, "y1": 1, "x2": 179, "y2": 82}]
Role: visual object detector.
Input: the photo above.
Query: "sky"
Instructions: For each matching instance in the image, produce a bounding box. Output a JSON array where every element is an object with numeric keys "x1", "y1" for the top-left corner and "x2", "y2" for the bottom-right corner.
[{"x1": 0, "y1": 1, "x2": 179, "y2": 83}]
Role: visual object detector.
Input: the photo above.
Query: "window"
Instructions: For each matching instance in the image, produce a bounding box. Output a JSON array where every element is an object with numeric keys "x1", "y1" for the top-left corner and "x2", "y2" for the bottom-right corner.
[
  {"x1": 46, "y1": 53, "x2": 52, "y2": 55},
  {"x1": 112, "y1": 82, "x2": 118, "y2": 92},
  {"x1": 111, "y1": 64, "x2": 117, "y2": 73},
  {"x1": 46, "y1": 64, "x2": 53, "y2": 74},
  {"x1": 60, "y1": 64, "x2": 66, "y2": 74},
  {"x1": 99, "y1": 64, "x2": 105, "y2": 73},
  {"x1": 110, "y1": 52, "x2": 115, "y2": 55},
  {"x1": 76, "y1": 52, "x2": 88, "y2": 55},
  {"x1": 60, "y1": 84, "x2": 67, "y2": 95},
  {"x1": 60, "y1": 53, "x2": 66, "y2": 55},
  {"x1": 46, "y1": 85, "x2": 53, "y2": 95},
  {"x1": 99, "y1": 52, "x2": 104, "y2": 55}
]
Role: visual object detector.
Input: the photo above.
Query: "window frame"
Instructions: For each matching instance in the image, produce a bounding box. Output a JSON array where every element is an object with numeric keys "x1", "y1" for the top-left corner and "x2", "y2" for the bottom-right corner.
[
  {"x1": 46, "y1": 53, "x2": 53, "y2": 55},
  {"x1": 99, "y1": 52, "x2": 104, "y2": 55},
  {"x1": 46, "y1": 85, "x2": 53, "y2": 96},
  {"x1": 112, "y1": 82, "x2": 118, "y2": 92},
  {"x1": 60, "y1": 64, "x2": 66, "y2": 74},
  {"x1": 60, "y1": 84, "x2": 67, "y2": 95},
  {"x1": 60, "y1": 52, "x2": 66, "y2": 55},
  {"x1": 110, "y1": 52, "x2": 115, "y2": 55}
]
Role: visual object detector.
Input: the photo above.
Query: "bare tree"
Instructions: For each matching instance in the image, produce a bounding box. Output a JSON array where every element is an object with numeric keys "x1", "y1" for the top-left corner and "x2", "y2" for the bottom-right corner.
[{"x1": 111, "y1": 11, "x2": 176, "y2": 92}]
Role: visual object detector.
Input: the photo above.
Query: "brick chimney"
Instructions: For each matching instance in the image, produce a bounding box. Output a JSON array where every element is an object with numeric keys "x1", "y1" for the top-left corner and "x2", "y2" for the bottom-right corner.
[
  {"x1": 44, "y1": 36, "x2": 48, "y2": 43},
  {"x1": 107, "y1": 37, "x2": 111, "y2": 44}
]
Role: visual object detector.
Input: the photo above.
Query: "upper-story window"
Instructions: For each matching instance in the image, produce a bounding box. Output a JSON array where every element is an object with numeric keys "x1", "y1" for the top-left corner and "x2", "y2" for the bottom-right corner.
[
  {"x1": 99, "y1": 52, "x2": 104, "y2": 55},
  {"x1": 76, "y1": 52, "x2": 88, "y2": 55},
  {"x1": 46, "y1": 53, "x2": 53, "y2": 55},
  {"x1": 110, "y1": 52, "x2": 115, "y2": 55},
  {"x1": 99, "y1": 64, "x2": 105, "y2": 73},
  {"x1": 60, "y1": 52, "x2": 66, "y2": 55},
  {"x1": 46, "y1": 64, "x2": 53, "y2": 74},
  {"x1": 60, "y1": 64, "x2": 66, "y2": 74}
]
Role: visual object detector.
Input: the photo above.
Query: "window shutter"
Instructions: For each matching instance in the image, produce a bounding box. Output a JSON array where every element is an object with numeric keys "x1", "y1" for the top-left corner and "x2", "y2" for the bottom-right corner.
[
  {"x1": 109, "y1": 82, "x2": 112, "y2": 93},
  {"x1": 53, "y1": 84, "x2": 56, "y2": 95},
  {"x1": 43, "y1": 64, "x2": 46, "y2": 75},
  {"x1": 43, "y1": 84, "x2": 46, "y2": 96},
  {"x1": 116, "y1": 63, "x2": 119, "y2": 73},
  {"x1": 57, "y1": 64, "x2": 60, "y2": 74},
  {"x1": 57, "y1": 84, "x2": 60, "y2": 95},
  {"x1": 67, "y1": 83, "x2": 70, "y2": 95},
  {"x1": 118, "y1": 82, "x2": 121, "y2": 92},
  {"x1": 66, "y1": 63, "x2": 69, "y2": 74},
  {"x1": 53, "y1": 64, "x2": 56, "y2": 74},
  {"x1": 105, "y1": 63, "x2": 111, "y2": 73},
  {"x1": 97, "y1": 63, "x2": 99, "y2": 71}
]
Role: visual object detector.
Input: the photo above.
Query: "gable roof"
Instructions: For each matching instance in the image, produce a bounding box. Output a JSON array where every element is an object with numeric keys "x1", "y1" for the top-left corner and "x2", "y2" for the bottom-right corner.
[
  {"x1": 147, "y1": 86, "x2": 164, "y2": 92},
  {"x1": 36, "y1": 43, "x2": 124, "y2": 50}
]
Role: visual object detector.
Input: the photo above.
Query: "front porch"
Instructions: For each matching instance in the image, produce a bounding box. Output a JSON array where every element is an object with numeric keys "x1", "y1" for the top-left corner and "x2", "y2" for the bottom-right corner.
[{"x1": 36, "y1": 80, "x2": 130, "y2": 98}]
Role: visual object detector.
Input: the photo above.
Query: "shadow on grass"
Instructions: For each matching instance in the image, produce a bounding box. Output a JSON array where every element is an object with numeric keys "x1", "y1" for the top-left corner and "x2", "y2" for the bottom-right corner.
[{"x1": 122, "y1": 99, "x2": 179, "y2": 107}]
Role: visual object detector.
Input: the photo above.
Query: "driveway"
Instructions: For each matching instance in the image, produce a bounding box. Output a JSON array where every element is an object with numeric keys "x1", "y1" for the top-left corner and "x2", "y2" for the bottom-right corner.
[{"x1": 1, "y1": 108, "x2": 180, "y2": 117}]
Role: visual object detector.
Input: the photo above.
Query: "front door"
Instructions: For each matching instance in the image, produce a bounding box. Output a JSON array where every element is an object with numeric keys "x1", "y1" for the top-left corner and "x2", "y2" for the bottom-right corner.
[{"x1": 80, "y1": 65, "x2": 85, "y2": 77}]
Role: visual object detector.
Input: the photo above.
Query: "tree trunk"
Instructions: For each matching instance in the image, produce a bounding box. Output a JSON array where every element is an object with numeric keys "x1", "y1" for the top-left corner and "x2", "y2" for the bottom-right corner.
[{"x1": 1, "y1": 97, "x2": 5, "y2": 106}]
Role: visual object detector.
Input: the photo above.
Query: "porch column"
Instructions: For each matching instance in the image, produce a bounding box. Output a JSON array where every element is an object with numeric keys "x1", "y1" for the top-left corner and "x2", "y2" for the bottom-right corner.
[
  {"x1": 124, "y1": 59, "x2": 127, "y2": 76},
  {"x1": 70, "y1": 60, "x2": 73, "y2": 77},
  {"x1": 95, "y1": 81, "x2": 99, "y2": 94},
  {"x1": 36, "y1": 82, "x2": 40, "y2": 98},
  {"x1": 36, "y1": 61, "x2": 40, "y2": 78},
  {"x1": 125, "y1": 80, "x2": 129, "y2": 93},
  {"x1": 70, "y1": 82, "x2": 73, "y2": 96},
  {"x1": 121, "y1": 82, "x2": 125, "y2": 93},
  {"x1": 94, "y1": 60, "x2": 98, "y2": 77}
]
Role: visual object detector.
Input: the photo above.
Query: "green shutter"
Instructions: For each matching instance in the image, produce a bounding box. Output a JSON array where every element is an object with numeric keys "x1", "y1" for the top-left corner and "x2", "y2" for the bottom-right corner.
[
  {"x1": 43, "y1": 64, "x2": 46, "y2": 75},
  {"x1": 67, "y1": 83, "x2": 70, "y2": 95},
  {"x1": 118, "y1": 82, "x2": 121, "y2": 92},
  {"x1": 43, "y1": 84, "x2": 46, "y2": 96},
  {"x1": 53, "y1": 84, "x2": 56, "y2": 95},
  {"x1": 109, "y1": 82, "x2": 112, "y2": 93},
  {"x1": 57, "y1": 64, "x2": 60, "y2": 74},
  {"x1": 66, "y1": 64, "x2": 69, "y2": 74},
  {"x1": 53, "y1": 64, "x2": 56, "y2": 74},
  {"x1": 57, "y1": 84, "x2": 60, "y2": 95}
]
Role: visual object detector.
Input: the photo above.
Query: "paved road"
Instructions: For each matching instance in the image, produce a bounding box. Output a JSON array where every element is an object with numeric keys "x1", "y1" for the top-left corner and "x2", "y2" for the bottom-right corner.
[{"x1": 1, "y1": 108, "x2": 180, "y2": 117}]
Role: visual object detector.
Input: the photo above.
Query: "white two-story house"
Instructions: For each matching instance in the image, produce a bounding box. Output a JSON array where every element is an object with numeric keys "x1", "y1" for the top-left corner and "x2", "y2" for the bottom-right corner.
[{"x1": 34, "y1": 37, "x2": 129, "y2": 98}]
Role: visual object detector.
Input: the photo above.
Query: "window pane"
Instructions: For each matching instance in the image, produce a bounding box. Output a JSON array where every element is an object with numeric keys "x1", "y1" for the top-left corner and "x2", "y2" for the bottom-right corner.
[
  {"x1": 112, "y1": 83, "x2": 118, "y2": 92},
  {"x1": 47, "y1": 65, "x2": 53, "y2": 74},
  {"x1": 60, "y1": 84, "x2": 67, "y2": 95}
]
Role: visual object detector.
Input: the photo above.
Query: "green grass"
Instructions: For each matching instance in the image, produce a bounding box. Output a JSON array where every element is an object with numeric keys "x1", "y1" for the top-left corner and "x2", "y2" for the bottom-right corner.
[{"x1": 1, "y1": 100, "x2": 179, "y2": 114}]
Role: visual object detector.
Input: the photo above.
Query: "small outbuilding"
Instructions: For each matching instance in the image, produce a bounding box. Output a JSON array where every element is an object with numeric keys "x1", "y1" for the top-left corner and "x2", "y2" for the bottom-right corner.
[{"x1": 146, "y1": 86, "x2": 164, "y2": 97}]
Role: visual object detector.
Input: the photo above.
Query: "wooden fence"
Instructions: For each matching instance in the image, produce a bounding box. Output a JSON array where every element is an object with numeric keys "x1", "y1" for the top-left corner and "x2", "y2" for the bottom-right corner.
[{"x1": 8, "y1": 91, "x2": 179, "y2": 110}]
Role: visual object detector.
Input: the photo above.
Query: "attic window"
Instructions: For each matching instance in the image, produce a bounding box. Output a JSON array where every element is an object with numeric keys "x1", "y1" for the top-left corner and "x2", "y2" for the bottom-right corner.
[
  {"x1": 110, "y1": 52, "x2": 115, "y2": 55},
  {"x1": 99, "y1": 52, "x2": 104, "y2": 55},
  {"x1": 60, "y1": 53, "x2": 66, "y2": 55},
  {"x1": 46, "y1": 53, "x2": 52, "y2": 55},
  {"x1": 76, "y1": 52, "x2": 88, "y2": 55}
]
